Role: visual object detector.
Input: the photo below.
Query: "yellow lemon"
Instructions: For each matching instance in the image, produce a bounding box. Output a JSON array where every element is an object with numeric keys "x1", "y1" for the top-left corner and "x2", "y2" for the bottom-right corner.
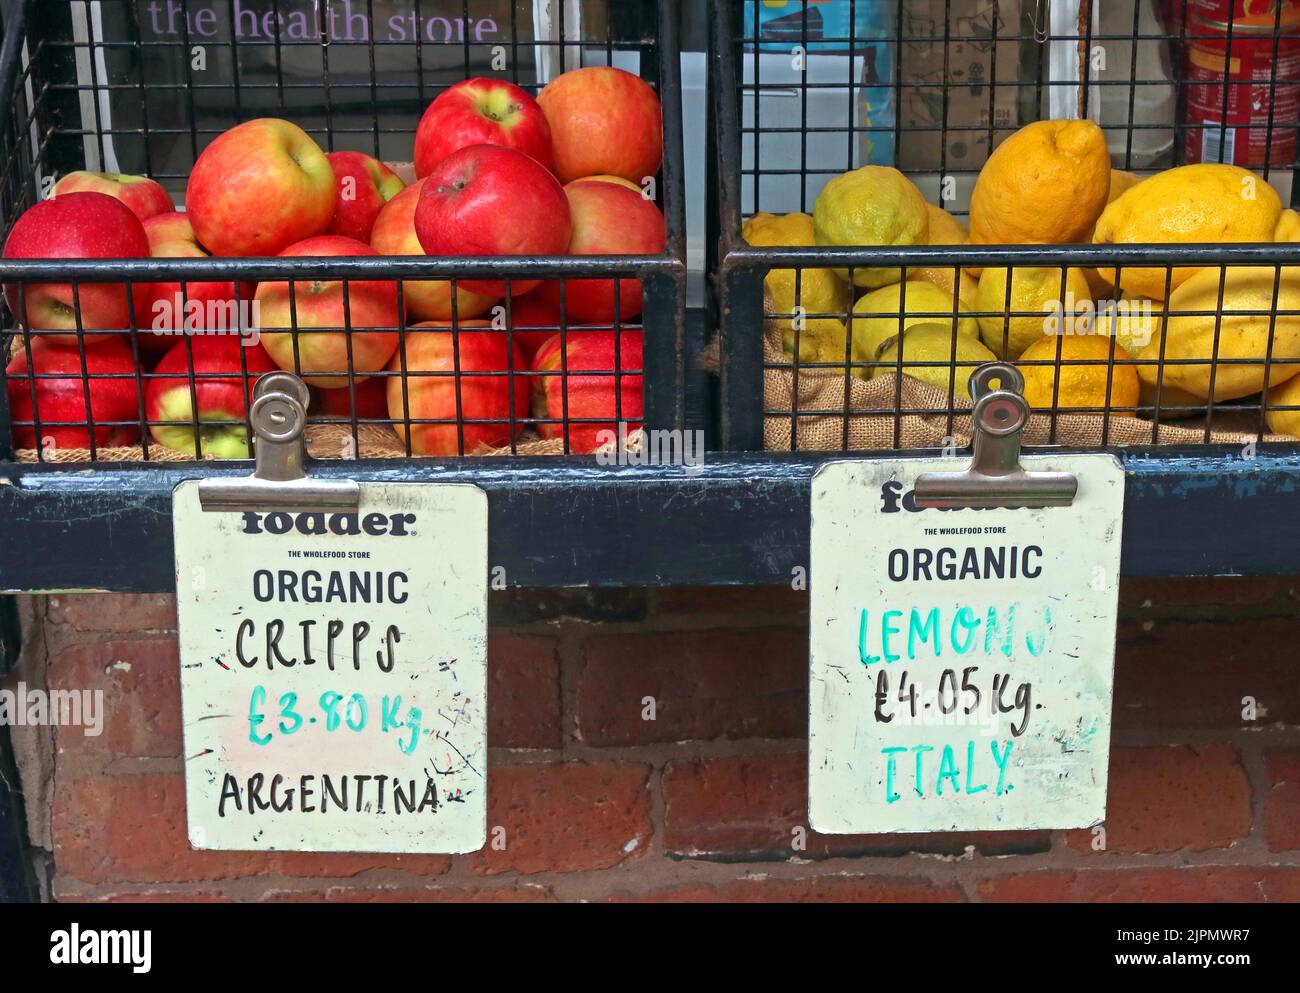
[
  {"x1": 1017, "y1": 334, "x2": 1140, "y2": 416},
  {"x1": 1276, "y1": 208, "x2": 1300, "y2": 242},
  {"x1": 908, "y1": 204, "x2": 979, "y2": 308},
  {"x1": 744, "y1": 211, "x2": 850, "y2": 346},
  {"x1": 1085, "y1": 169, "x2": 1146, "y2": 296},
  {"x1": 924, "y1": 203, "x2": 967, "y2": 244},
  {"x1": 783, "y1": 316, "x2": 853, "y2": 367},
  {"x1": 1134, "y1": 331, "x2": 1214, "y2": 415},
  {"x1": 1265, "y1": 370, "x2": 1300, "y2": 437},
  {"x1": 851, "y1": 279, "x2": 979, "y2": 364},
  {"x1": 974, "y1": 265, "x2": 1094, "y2": 359},
  {"x1": 871, "y1": 323, "x2": 998, "y2": 399},
  {"x1": 1092, "y1": 299, "x2": 1163, "y2": 356},
  {"x1": 812, "y1": 165, "x2": 929, "y2": 288},
  {"x1": 1092, "y1": 163, "x2": 1282, "y2": 300},
  {"x1": 1158, "y1": 265, "x2": 1300, "y2": 400},
  {"x1": 969, "y1": 120, "x2": 1111, "y2": 246},
  {"x1": 1108, "y1": 169, "x2": 1144, "y2": 200},
  {"x1": 744, "y1": 210, "x2": 816, "y2": 247}
]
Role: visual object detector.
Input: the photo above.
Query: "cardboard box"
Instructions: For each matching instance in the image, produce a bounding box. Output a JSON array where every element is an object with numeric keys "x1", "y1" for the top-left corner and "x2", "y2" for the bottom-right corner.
[{"x1": 896, "y1": 0, "x2": 1026, "y2": 172}]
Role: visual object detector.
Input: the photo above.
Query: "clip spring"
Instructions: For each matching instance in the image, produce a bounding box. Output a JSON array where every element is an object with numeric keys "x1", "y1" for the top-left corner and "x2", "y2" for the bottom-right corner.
[
  {"x1": 912, "y1": 363, "x2": 1079, "y2": 510},
  {"x1": 197, "y1": 372, "x2": 361, "y2": 513}
]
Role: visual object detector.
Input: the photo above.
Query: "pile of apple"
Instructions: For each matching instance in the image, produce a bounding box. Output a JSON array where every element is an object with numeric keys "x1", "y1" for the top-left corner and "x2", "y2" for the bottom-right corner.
[{"x1": 1, "y1": 67, "x2": 665, "y2": 457}]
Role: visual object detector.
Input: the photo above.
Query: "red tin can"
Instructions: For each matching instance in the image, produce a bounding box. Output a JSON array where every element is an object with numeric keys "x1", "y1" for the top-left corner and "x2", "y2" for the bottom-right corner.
[{"x1": 1184, "y1": 0, "x2": 1300, "y2": 169}]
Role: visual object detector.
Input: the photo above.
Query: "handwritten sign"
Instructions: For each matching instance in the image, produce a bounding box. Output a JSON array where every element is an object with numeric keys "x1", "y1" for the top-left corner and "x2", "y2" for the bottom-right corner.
[
  {"x1": 173, "y1": 481, "x2": 488, "y2": 853},
  {"x1": 809, "y1": 455, "x2": 1124, "y2": 833}
]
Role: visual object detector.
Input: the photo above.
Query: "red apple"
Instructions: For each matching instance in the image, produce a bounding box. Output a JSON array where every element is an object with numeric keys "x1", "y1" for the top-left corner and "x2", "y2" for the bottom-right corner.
[
  {"x1": 503, "y1": 287, "x2": 598, "y2": 364},
  {"x1": 387, "y1": 320, "x2": 529, "y2": 456},
  {"x1": 5, "y1": 337, "x2": 140, "y2": 450},
  {"x1": 414, "y1": 78, "x2": 554, "y2": 178},
  {"x1": 2, "y1": 192, "x2": 152, "y2": 344},
  {"x1": 325, "y1": 151, "x2": 405, "y2": 243},
  {"x1": 369, "y1": 178, "x2": 497, "y2": 322},
  {"x1": 414, "y1": 144, "x2": 571, "y2": 297},
  {"x1": 145, "y1": 335, "x2": 279, "y2": 458},
  {"x1": 52, "y1": 171, "x2": 174, "y2": 223},
  {"x1": 544, "y1": 179, "x2": 666, "y2": 322},
  {"x1": 315, "y1": 376, "x2": 390, "y2": 421},
  {"x1": 186, "y1": 118, "x2": 336, "y2": 257},
  {"x1": 581, "y1": 174, "x2": 644, "y2": 193},
  {"x1": 537, "y1": 67, "x2": 663, "y2": 185},
  {"x1": 141, "y1": 211, "x2": 255, "y2": 358},
  {"x1": 254, "y1": 235, "x2": 400, "y2": 388},
  {"x1": 532, "y1": 330, "x2": 643, "y2": 454}
]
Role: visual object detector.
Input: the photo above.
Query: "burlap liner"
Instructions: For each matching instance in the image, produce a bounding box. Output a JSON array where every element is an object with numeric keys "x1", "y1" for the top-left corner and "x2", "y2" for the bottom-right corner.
[
  {"x1": 754, "y1": 313, "x2": 1289, "y2": 450},
  {"x1": 12, "y1": 424, "x2": 645, "y2": 463}
]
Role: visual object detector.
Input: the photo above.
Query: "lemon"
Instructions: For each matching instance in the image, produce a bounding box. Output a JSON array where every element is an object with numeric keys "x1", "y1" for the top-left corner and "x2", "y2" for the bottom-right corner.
[
  {"x1": 1092, "y1": 299, "x2": 1163, "y2": 355},
  {"x1": 1158, "y1": 265, "x2": 1300, "y2": 400},
  {"x1": 784, "y1": 316, "x2": 852, "y2": 367},
  {"x1": 1276, "y1": 208, "x2": 1300, "y2": 242},
  {"x1": 1092, "y1": 163, "x2": 1282, "y2": 300},
  {"x1": 907, "y1": 203, "x2": 979, "y2": 308},
  {"x1": 744, "y1": 211, "x2": 849, "y2": 349},
  {"x1": 1265, "y1": 370, "x2": 1300, "y2": 437},
  {"x1": 851, "y1": 280, "x2": 979, "y2": 365},
  {"x1": 1085, "y1": 170, "x2": 1145, "y2": 296},
  {"x1": 812, "y1": 166, "x2": 929, "y2": 288},
  {"x1": 924, "y1": 203, "x2": 967, "y2": 244},
  {"x1": 969, "y1": 120, "x2": 1111, "y2": 247},
  {"x1": 974, "y1": 265, "x2": 1094, "y2": 359},
  {"x1": 1134, "y1": 331, "x2": 1213, "y2": 414},
  {"x1": 871, "y1": 323, "x2": 997, "y2": 398},
  {"x1": 1017, "y1": 334, "x2": 1140, "y2": 416}
]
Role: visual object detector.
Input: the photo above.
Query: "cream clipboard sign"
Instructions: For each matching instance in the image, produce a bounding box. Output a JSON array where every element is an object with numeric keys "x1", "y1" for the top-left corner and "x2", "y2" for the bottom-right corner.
[
  {"x1": 809, "y1": 455, "x2": 1125, "y2": 834},
  {"x1": 173, "y1": 481, "x2": 488, "y2": 854}
]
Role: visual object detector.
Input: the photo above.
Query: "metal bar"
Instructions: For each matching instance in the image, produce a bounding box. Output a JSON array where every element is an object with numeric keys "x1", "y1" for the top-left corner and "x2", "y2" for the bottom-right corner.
[{"x1": 0, "y1": 448, "x2": 1297, "y2": 591}]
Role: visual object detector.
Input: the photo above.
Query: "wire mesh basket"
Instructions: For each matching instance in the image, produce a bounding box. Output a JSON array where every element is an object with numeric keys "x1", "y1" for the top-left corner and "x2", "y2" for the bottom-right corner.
[
  {"x1": 0, "y1": 0, "x2": 686, "y2": 464},
  {"x1": 710, "y1": 0, "x2": 1300, "y2": 453}
]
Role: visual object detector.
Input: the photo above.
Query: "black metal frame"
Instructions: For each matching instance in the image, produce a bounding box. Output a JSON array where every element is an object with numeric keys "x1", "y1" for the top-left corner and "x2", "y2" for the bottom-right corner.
[
  {"x1": 1, "y1": 444, "x2": 1298, "y2": 592},
  {"x1": 0, "y1": 0, "x2": 689, "y2": 461}
]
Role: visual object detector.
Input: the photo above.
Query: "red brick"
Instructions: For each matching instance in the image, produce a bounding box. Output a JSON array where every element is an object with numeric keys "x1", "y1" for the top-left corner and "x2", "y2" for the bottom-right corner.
[
  {"x1": 47, "y1": 639, "x2": 182, "y2": 762},
  {"x1": 1114, "y1": 619, "x2": 1300, "y2": 729},
  {"x1": 47, "y1": 594, "x2": 177, "y2": 633},
  {"x1": 52, "y1": 774, "x2": 452, "y2": 884},
  {"x1": 980, "y1": 867, "x2": 1300, "y2": 903},
  {"x1": 577, "y1": 630, "x2": 806, "y2": 746},
  {"x1": 488, "y1": 588, "x2": 647, "y2": 625},
  {"x1": 1119, "y1": 577, "x2": 1281, "y2": 608},
  {"x1": 1263, "y1": 749, "x2": 1300, "y2": 852},
  {"x1": 267, "y1": 885, "x2": 556, "y2": 903},
  {"x1": 489, "y1": 635, "x2": 561, "y2": 750},
  {"x1": 663, "y1": 755, "x2": 1049, "y2": 860},
  {"x1": 57, "y1": 890, "x2": 232, "y2": 903},
  {"x1": 611, "y1": 876, "x2": 964, "y2": 903},
  {"x1": 1065, "y1": 745, "x2": 1251, "y2": 855},
  {"x1": 467, "y1": 762, "x2": 652, "y2": 876}
]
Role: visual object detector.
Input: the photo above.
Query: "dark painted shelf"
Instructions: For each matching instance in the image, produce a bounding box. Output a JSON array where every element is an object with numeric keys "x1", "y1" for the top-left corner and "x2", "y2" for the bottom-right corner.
[{"x1": 2, "y1": 446, "x2": 1297, "y2": 592}]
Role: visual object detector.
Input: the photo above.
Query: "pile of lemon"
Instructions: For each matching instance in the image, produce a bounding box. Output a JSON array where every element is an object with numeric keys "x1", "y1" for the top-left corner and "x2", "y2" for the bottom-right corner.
[{"x1": 744, "y1": 118, "x2": 1300, "y2": 435}]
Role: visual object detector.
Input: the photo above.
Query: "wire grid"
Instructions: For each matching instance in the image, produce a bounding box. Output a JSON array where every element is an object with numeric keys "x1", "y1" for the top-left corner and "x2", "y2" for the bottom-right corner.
[
  {"x1": 719, "y1": 0, "x2": 1300, "y2": 451},
  {"x1": 0, "y1": 0, "x2": 677, "y2": 462}
]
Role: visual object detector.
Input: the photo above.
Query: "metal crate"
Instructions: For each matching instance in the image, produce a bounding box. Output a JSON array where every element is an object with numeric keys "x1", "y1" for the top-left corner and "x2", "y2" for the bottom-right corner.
[
  {"x1": 0, "y1": 0, "x2": 687, "y2": 463},
  {"x1": 710, "y1": 0, "x2": 1300, "y2": 454}
]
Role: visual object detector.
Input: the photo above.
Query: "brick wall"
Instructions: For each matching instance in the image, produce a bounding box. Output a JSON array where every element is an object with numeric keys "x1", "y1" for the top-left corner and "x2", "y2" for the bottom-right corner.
[{"x1": 9, "y1": 579, "x2": 1300, "y2": 903}]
